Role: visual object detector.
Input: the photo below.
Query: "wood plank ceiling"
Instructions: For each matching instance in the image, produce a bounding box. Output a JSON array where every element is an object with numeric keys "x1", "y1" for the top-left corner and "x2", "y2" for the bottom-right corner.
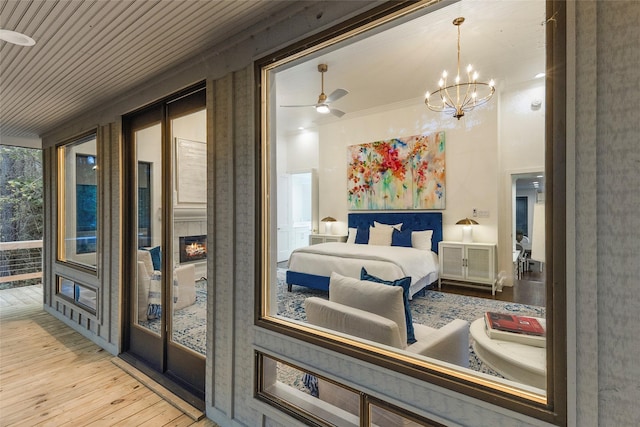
[{"x1": 0, "y1": 0, "x2": 295, "y2": 139}]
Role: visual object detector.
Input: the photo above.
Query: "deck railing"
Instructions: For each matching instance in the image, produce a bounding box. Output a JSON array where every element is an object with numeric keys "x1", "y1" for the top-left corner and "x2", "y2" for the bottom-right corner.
[{"x1": 0, "y1": 240, "x2": 43, "y2": 284}]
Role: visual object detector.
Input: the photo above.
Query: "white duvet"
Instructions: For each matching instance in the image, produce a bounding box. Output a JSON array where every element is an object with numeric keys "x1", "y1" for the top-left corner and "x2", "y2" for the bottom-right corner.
[{"x1": 288, "y1": 242, "x2": 439, "y2": 296}]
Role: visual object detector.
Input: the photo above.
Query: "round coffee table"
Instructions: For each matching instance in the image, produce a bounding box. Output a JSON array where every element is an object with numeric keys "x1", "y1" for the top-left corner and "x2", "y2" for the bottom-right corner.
[{"x1": 470, "y1": 317, "x2": 546, "y2": 390}]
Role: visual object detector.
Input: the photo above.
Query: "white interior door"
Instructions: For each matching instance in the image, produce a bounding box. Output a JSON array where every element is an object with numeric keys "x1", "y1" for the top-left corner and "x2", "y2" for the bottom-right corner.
[
  {"x1": 277, "y1": 174, "x2": 292, "y2": 262},
  {"x1": 290, "y1": 172, "x2": 312, "y2": 250},
  {"x1": 277, "y1": 171, "x2": 315, "y2": 262}
]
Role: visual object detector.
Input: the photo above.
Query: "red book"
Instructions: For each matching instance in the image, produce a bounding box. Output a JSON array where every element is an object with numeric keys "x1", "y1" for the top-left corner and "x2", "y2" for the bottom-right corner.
[{"x1": 484, "y1": 312, "x2": 545, "y2": 336}]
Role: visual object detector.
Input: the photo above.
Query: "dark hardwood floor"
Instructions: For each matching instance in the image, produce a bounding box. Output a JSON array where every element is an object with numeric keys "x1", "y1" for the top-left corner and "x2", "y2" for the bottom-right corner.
[{"x1": 438, "y1": 269, "x2": 545, "y2": 306}]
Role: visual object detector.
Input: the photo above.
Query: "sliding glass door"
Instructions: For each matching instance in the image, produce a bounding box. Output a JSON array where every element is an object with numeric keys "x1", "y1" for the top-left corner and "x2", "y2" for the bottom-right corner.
[{"x1": 123, "y1": 83, "x2": 207, "y2": 407}]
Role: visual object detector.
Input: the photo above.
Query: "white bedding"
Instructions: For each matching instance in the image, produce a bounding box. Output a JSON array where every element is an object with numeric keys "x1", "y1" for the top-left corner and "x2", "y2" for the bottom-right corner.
[{"x1": 288, "y1": 242, "x2": 439, "y2": 298}]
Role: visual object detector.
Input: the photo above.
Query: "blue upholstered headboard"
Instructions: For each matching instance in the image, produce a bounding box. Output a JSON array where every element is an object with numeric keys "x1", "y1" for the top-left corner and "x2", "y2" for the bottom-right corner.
[{"x1": 348, "y1": 212, "x2": 443, "y2": 253}]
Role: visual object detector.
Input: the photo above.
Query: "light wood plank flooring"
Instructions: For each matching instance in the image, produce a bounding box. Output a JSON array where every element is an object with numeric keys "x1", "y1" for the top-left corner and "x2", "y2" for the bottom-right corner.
[{"x1": 0, "y1": 285, "x2": 217, "y2": 427}]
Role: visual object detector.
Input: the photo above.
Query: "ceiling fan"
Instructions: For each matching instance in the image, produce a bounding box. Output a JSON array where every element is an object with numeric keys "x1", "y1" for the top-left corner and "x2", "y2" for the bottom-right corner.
[{"x1": 281, "y1": 64, "x2": 348, "y2": 118}]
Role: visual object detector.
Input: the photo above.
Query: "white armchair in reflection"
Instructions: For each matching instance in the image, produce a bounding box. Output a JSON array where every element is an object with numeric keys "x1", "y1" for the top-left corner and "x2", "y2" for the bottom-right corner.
[{"x1": 305, "y1": 272, "x2": 469, "y2": 365}]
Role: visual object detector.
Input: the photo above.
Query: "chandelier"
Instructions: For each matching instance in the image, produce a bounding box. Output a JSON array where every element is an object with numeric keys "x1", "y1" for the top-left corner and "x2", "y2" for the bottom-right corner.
[{"x1": 425, "y1": 17, "x2": 495, "y2": 120}]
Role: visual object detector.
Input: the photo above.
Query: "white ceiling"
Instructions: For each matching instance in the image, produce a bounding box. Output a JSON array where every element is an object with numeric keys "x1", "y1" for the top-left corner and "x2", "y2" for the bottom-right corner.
[
  {"x1": 274, "y1": 0, "x2": 546, "y2": 135},
  {"x1": 0, "y1": 0, "x2": 298, "y2": 139}
]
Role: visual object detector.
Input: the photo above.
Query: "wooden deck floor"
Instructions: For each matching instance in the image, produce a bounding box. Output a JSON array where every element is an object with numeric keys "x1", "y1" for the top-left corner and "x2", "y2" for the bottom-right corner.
[{"x1": 0, "y1": 285, "x2": 217, "y2": 426}]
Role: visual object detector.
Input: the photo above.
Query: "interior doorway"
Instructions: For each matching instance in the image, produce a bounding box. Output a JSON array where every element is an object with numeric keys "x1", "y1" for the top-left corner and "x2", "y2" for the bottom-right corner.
[
  {"x1": 512, "y1": 172, "x2": 545, "y2": 279},
  {"x1": 277, "y1": 169, "x2": 317, "y2": 262}
]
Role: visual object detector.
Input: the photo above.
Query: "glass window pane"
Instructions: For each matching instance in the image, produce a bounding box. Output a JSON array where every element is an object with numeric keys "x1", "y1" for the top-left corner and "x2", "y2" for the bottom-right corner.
[
  {"x1": 76, "y1": 284, "x2": 97, "y2": 312},
  {"x1": 134, "y1": 123, "x2": 163, "y2": 334},
  {"x1": 170, "y1": 108, "x2": 207, "y2": 355},
  {"x1": 257, "y1": 353, "x2": 360, "y2": 427},
  {"x1": 261, "y1": 0, "x2": 552, "y2": 408},
  {"x1": 56, "y1": 276, "x2": 97, "y2": 315},
  {"x1": 368, "y1": 402, "x2": 443, "y2": 427},
  {"x1": 58, "y1": 277, "x2": 75, "y2": 300},
  {"x1": 57, "y1": 134, "x2": 98, "y2": 269}
]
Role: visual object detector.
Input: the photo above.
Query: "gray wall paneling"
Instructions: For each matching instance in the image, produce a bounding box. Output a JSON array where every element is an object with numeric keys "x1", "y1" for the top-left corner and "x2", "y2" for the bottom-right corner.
[
  {"x1": 35, "y1": 1, "x2": 640, "y2": 425},
  {"x1": 43, "y1": 124, "x2": 120, "y2": 356}
]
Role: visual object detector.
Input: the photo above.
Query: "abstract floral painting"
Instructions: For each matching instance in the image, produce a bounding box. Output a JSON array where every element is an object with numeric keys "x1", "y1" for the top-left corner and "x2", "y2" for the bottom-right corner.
[{"x1": 347, "y1": 131, "x2": 445, "y2": 210}]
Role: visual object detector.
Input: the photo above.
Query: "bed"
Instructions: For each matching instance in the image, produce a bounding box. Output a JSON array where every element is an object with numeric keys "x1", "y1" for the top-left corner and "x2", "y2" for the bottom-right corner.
[{"x1": 286, "y1": 212, "x2": 442, "y2": 298}]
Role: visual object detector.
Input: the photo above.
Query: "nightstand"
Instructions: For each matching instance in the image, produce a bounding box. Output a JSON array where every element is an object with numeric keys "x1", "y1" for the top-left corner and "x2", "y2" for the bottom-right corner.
[
  {"x1": 309, "y1": 234, "x2": 347, "y2": 245},
  {"x1": 438, "y1": 241, "x2": 498, "y2": 294}
]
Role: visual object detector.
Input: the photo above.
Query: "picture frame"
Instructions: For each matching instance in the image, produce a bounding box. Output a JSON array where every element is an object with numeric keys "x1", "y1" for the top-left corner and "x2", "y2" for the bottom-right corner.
[{"x1": 175, "y1": 138, "x2": 206, "y2": 204}]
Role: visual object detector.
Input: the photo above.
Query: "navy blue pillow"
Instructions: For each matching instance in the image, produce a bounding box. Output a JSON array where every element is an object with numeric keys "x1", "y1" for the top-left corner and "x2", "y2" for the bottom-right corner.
[
  {"x1": 355, "y1": 227, "x2": 369, "y2": 244},
  {"x1": 147, "y1": 246, "x2": 162, "y2": 271},
  {"x1": 391, "y1": 229, "x2": 412, "y2": 247},
  {"x1": 360, "y1": 267, "x2": 416, "y2": 344}
]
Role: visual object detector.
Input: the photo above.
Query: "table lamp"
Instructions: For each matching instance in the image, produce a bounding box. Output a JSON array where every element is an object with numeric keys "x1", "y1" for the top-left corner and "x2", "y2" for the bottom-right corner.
[
  {"x1": 456, "y1": 217, "x2": 479, "y2": 243},
  {"x1": 321, "y1": 216, "x2": 336, "y2": 235}
]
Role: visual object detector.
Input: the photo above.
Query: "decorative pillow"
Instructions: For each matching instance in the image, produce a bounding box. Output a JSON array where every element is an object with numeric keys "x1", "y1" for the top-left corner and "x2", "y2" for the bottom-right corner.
[
  {"x1": 374, "y1": 221, "x2": 403, "y2": 231},
  {"x1": 346, "y1": 227, "x2": 357, "y2": 244},
  {"x1": 355, "y1": 227, "x2": 369, "y2": 244},
  {"x1": 391, "y1": 229, "x2": 413, "y2": 247},
  {"x1": 412, "y1": 230, "x2": 434, "y2": 251},
  {"x1": 360, "y1": 268, "x2": 415, "y2": 344},
  {"x1": 368, "y1": 225, "x2": 393, "y2": 246},
  {"x1": 140, "y1": 246, "x2": 162, "y2": 271},
  {"x1": 329, "y1": 272, "x2": 408, "y2": 346}
]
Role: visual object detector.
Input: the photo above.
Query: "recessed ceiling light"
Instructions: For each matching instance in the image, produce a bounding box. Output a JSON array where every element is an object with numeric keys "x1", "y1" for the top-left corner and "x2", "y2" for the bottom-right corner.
[
  {"x1": 298, "y1": 127, "x2": 305, "y2": 130},
  {"x1": 0, "y1": 29, "x2": 36, "y2": 46},
  {"x1": 535, "y1": 72, "x2": 545, "y2": 79}
]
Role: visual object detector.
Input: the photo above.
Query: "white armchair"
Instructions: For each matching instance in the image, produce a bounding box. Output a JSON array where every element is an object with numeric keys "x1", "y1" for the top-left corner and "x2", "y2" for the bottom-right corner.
[
  {"x1": 305, "y1": 272, "x2": 469, "y2": 366},
  {"x1": 304, "y1": 273, "x2": 469, "y2": 425},
  {"x1": 136, "y1": 249, "x2": 196, "y2": 322}
]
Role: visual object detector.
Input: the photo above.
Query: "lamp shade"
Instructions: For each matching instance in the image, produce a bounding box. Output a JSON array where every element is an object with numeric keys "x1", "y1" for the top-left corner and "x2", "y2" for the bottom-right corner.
[
  {"x1": 456, "y1": 218, "x2": 478, "y2": 243},
  {"x1": 321, "y1": 216, "x2": 336, "y2": 222},
  {"x1": 455, "y1": 218, "x2": 479, "y2": 225}
]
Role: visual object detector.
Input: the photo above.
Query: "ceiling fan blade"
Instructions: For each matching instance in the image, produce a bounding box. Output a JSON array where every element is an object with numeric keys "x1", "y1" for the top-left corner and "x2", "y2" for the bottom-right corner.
[
  {"x1": 280, "y1": 104, "x2": 316, "y2": 108},
  {"x1": 325, "y1": 88, "x2": 348, "y2": 103},
  {"x1": 330, "y1": 108, "x2": 346, "y2": 118}
]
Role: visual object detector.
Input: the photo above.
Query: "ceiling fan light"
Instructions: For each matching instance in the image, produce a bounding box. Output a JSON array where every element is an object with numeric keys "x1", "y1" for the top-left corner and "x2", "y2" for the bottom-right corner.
[{"x1": 316, "y1": 104, "x2": 330, "y2": 114}]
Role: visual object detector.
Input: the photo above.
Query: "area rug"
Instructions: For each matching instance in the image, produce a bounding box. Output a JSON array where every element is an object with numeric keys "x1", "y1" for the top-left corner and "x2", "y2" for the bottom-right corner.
[
  {"x1": 276, "y1": 268, "x2": 545, "y2": 378},
  {"x1": 138, "y1": 279, "x2": 207, "y2": 355}
]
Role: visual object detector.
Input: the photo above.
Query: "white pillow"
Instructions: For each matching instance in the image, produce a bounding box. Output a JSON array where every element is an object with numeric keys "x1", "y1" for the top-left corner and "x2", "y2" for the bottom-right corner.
[
  {"x1": 374, "y1": 220, "x2": 402, "y2": 231},
  {"x1": 346, "y1": 227, "x2": 357, "y2": 244},
  {"x1": 412, "y1": 230, "x2": 434, "y2": 251},
  {"x1": 368, "y1": 225, "x2": 393, "y2": 246},
  {"x1": 329, "y1": 272, "x2": 407, "y2": 346}
]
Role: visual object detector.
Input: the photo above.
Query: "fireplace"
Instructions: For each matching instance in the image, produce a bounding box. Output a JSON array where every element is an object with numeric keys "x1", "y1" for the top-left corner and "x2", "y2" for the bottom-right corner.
[{"x1": 179, "y1": 235, "x2": 207, "y2": 263}]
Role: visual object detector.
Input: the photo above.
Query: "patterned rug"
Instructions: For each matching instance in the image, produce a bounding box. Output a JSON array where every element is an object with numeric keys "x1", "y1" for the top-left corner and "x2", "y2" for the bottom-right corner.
[
  {"x1": 276, "y1": 268, "x2": 545, "y2": 378},
  {"x1": 138, "y1": 280, "x2": 207, "y2": 355}
]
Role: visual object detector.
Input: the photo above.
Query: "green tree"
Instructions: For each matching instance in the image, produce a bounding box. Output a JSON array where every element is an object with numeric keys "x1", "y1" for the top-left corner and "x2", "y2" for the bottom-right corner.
[{"x1": 0, "y1": 145, "x2": 43, "y2": 288}]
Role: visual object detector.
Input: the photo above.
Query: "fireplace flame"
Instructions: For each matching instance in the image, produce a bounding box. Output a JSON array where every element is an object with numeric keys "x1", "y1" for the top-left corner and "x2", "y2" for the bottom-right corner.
[{"x1": 186, "y1": 242, "x2": 206, "y2": 257}]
